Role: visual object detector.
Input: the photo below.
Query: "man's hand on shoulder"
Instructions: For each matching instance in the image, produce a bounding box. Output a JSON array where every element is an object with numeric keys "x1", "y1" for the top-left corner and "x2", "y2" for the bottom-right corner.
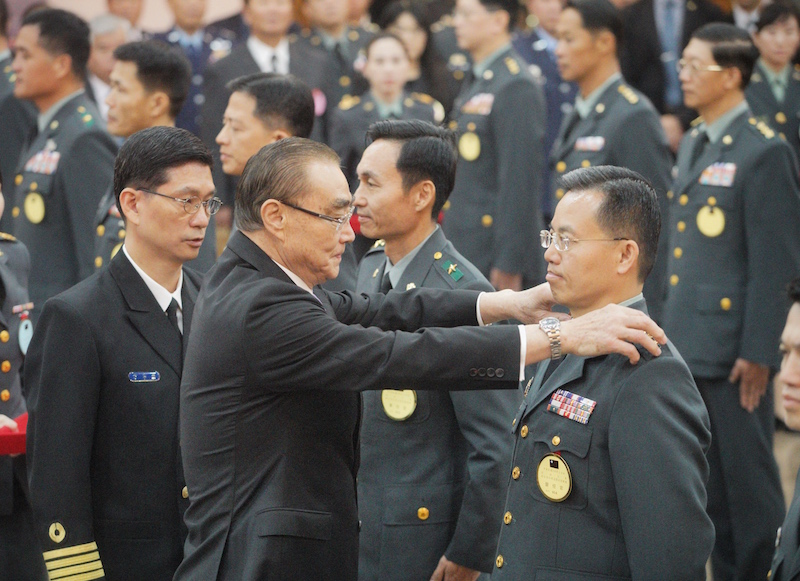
[
  {"x1": 479, "y1": 282, "x2": 571, "y2": 325},
  {"x1": 729, "y1": 358, "x2": 770, "y2": 412},
  {"x1": 429, "y1": 555, "x2": 480, "y2": 581}
]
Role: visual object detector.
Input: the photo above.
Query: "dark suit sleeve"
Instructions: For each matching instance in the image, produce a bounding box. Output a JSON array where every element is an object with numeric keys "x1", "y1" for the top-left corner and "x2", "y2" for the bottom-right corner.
[
  {"x1": 246, "y1": 286, "x2": 520, "y2": 393},
  {"x1": 740, "y1": 143, "x2": 800, "y2": 367},
  {"x1": 609, "y1": 355, "x2": 714, "y2": 580},
  {"x1": 490, "y1": 77, "x2": 545, "y2": 275},
  {"x1": 25, "y1": 297, "x2": 106, "y2": 576},
  {"x1": 60, "y1": 131, "x2": 116, "y2": 282}
]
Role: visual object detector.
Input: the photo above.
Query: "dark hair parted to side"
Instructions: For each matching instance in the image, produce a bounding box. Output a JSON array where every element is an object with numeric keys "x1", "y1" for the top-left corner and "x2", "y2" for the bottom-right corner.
[
  {"x1": 756, "y1": 0, "x2": 800, "y2": 33},
  {"x1": 565, "y1": 0, "x2": 622, "y2": 43},
  {"x1": 114, "y1": 126, "x2": 213, "y2": 220},
  {"x1": 476, "y1": 0, "x2": 519, "y2": 31},
  {"x1": 114, "y1": 41, "x2": 192, "y2": 120},
  {"x1": 789, "y1": 277, "x2": 800, "y2": 304},
  {"x1": 226, "y1": 73, "x2": 316, "y2": 139},
  {"x1": 22, "y1": 8, "x2": 91, "y2": 80},
  {"x1": 558, "y1": 165, "x2": 660, "y2": 281},
  {"x1": 366, "y1": 119, "x2": 458, "y2": 218},
  {"x1": 236, "y1": 137, "x2": 340, "y2": 231},
  {"x1": 692, "y1": 23, "x2": 759, "y2": 88}
]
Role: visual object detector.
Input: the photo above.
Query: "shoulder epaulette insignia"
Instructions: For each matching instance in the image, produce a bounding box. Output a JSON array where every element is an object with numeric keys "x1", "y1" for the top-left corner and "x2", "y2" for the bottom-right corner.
[
  {"x1": 432, "y1": 100, "x2": 445, "y2": 124},
  {"x1": 449, "y1": 53, "x2": 468, "y2": 67},
  {"x1": 751, "y1": 72, "x2": 762, "y2": 83},
  {"x1": 440, "y1": 259, "x2": 464, "y2": 282},
  {"x1": 372, "y1": 239, "x2": 386, "y2": 248},
  {"x1": 690, "y1": 116, "x2": 703, "y2": 127},
  {"x1": 505, "y1": 57, "x2": 520, "y2": 75},
  {"x1": 80, "y1": 112, "x2": 95, "y2": 127},
  {"x1": 0, "y1": 232, "x2": 16, "y2": 242},
  {"x1": 411, "y1": 92, "x2": 433, "y2": 104},
  {"x1": 756, "y1": 121, "x2": 775, "y2": 139},
  {"x1": 406, "y1": 282, "x2": 416, "y2": 290},
  {"x1": 338, "y1": 95, "x2": 360, "y2": 110},
  {"x1": 617, "y1": 85, "x2": 638, "y2": 104},
  {"x1": 348, "y1": 29, "x2": 360, "y2": 41}
]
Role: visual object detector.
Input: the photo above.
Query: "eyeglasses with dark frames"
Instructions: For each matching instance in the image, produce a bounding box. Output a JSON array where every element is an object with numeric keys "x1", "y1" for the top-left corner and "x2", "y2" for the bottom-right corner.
[
  {"x1": 281, "y1": 201, "x2": 355, "y2": 232},
  {"x1": 138, "y1": 188, "x2": 222, "y2": 216}
]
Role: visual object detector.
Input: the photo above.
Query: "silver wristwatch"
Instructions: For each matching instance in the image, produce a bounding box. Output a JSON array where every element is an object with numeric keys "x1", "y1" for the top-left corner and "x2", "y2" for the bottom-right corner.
[{"x1": 539, "y1": 317, "x2": 562, "y2": 360}]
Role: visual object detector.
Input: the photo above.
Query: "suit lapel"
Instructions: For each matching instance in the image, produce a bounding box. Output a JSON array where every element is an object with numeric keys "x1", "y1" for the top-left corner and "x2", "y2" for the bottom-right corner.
[
  {"x1": 110, "y1": 252, "x2": 183, "y2": 376},
  {"x1": 181, "y1": 272, "x2": 199, "y2": 355}
]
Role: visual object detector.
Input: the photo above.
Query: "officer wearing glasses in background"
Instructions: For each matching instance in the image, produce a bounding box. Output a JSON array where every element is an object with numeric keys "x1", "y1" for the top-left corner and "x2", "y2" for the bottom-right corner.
[
  {"x1": 662, "y1": 22, "x2": 800, "y2": 581},
  {"x1": 25, "y1": 126, "x2": 219, "y2": 581}
]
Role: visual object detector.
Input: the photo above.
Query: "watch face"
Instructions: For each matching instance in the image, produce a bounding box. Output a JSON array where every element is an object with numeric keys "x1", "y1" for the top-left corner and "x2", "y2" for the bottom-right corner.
[{"x1": 540, "y1": 317, "x2": 560, "y2": 331}]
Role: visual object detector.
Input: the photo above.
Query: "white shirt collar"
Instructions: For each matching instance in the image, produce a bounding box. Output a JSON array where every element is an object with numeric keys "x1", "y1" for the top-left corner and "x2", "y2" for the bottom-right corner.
[
  {"x1": 246, "y1": 36, "x2": 290, "y2": 74},
  {"x1": 274, "y1": 260, "x2": 316, "y2": 295},
  {"x1": 123, "y1": 245, "x2": 183, "y2": 312},
  {"x1": 88, "y1": 74, "x2": 111, "y2": 121}
]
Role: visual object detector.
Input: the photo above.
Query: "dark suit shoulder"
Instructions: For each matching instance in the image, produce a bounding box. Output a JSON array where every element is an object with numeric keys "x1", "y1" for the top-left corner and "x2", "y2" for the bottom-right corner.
[{"x1": 182, "y1": 266, "x2": 204, "y2": 290}]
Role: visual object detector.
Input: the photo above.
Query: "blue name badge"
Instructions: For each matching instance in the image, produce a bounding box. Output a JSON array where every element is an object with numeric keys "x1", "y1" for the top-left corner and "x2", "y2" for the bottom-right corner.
[{"x1": 128, "y1": 371, "x2": 161, "y2": 383}]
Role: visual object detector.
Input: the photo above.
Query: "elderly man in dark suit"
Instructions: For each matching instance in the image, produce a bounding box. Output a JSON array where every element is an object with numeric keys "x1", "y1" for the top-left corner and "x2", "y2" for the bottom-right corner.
[
  {"x1": 175, "y1": 137, "x2": 668, "y2": 581},
  {"x1": 354, "y1": 120, "x2": 518, "y2": 581},
  {"x1": 25, "y1": 127, "x2": 219, "y2": 581},
  {"x1": 770, "y1": 277, "x2": 800, "y2": 581},
  {"x1": 664, "y1": 23, "x2": 800, "y2": 581},
  {"x1": 492, "y1": 166, "x2": 714, "y2": 580},
  {"x1": 10, "y1": 9, "x2": 117, "y2": 322}
]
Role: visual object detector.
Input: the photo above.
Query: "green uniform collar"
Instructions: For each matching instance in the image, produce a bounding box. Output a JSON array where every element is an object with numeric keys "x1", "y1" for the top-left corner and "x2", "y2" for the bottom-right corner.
[
  {"x1": 384, "y1": 226, "x2": 439, "y2": 288},
  {"x1": 373, "y1": 92, "x2": 404, "y2": 119},
  {"x1": 701, "y1": 100, "x2": 749, "y2": 144},
  {"x1": 619, "y1": 292, "x2": 644, "y2": 307},
  {"x1": 472, "y1": 43, "x2": 511, "y2": 79},
  {"x1": 575, "y1": 72, "x2": 622, "y2": 119},
  {"x1": 757, "y1": 58, "x2": 790, "y2": 103},
  {"x1": 37, "y1": 89, "x2": 85, "y2": 134}
]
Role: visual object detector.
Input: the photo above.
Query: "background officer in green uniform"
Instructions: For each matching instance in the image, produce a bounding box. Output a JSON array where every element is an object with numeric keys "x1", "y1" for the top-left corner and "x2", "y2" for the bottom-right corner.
[
  {"x1": 746, "y1": 1, "x2": 800, "y2": 161},
  {"x1": 550, "y1": 0, "x2": 672, "y2": 321},
  {"x1": 492, "y1": 165, "x2": 713, "y2": 580},
  {"x1": 354, "y1": 120, "x2": 519, "y2": 581},
  {"x1": 10, "y1": 9, "x2": 117, "y2": 322},
  {"x1": 444, "y1": 0, "x2": 546, "y2": 291},
  {"x1": 0, "y1": 174, "x2": 47, "y2": 581},
  {"x1": 297, "y1": 0, "x2": 376, "y2": 105},
  {"x1": 95, "y1": 41, "x2": 194, "y2": 271},
  {"x1": 665, "y1": 23, "x2": 800, "y2": 581}
]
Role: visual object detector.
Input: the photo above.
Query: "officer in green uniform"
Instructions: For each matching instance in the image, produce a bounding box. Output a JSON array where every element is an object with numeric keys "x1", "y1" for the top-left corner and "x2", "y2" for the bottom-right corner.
[
  {"x1": 443, "y1": 0, "x2": 546, "y2": 291},
  {"x1": 664, "y1": 23, "x2": 800, "y2": 581},
  {"x1": 549, "y1": 0, "x2": 672, "y2": 321},
  {"x1": 296, "y1": 0, "x2": 377, "y2": 106},
  {"x1": 10, "y1": 9, "x2": 117, "y2": 321}
]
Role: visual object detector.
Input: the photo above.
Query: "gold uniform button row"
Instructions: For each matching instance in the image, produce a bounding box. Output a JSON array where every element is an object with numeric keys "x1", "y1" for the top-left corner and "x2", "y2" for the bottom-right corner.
[
  {"x1": 417, "y1": 507, "x2": 429, "y2": 520},
  {"x1": 1, "y1": 360, "x2": 10, "y2": 373},
  {"x1": 674, "y1": 247, "x2": 683, "y2": 259},
  {"x1": 496, "y1": 555, "x2": 504, "y2": 568},
  {"x1": 1, "y1": 389, "x2": 9, "y2": 402},
  {"x1": 670, "y1": 275, "x2": 679, "y2": 286},
  {"x1": 520, "y1": 425, "x2": 529, "y2": 438},
  {"x1": 503, "y1": 511, "x2": 512, "y2": 524},
  {"x1": 0, "y1": 330, "x2": 9, "y2": 343},
  {"x1": 677, "y1": 221, "x2": 686, "y2": 232},
  {"x1": 94, "y1": 257, "x2": 103, "y2": 268},
  {"x1": 679, "y1": 194, "x2": 688, "y2": 206},
  {"x1": 720, "y1": 297, "x2": 731, "y2": 311},
  {"x1": 96, "y1": 225, "x2": 105, "y2": 237},
  {"x1": 481, "y1": 215, "x2": 493, "y2": 227},
  {"x1": 552, "y1": 435, "x2": 561, "y2": 446},
  {"x1": 182, "y1": 486, "x2": 189, "y2": 499},
  {"x1": 511, "y1": 466, "x2": 520, "y2": 480}
]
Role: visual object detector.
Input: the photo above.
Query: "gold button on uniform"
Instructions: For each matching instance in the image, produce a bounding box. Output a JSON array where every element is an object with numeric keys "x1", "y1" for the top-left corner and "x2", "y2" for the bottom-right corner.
[
  {"x1": 118, "y1": 229, "x2": 126, "y2": 239},
  {"x1": 483, "y1": 70, "x2": 494, "y2": 80},
  {"x1": 14, "y1": 174, "x2": 22, "y2": 186},
  {"x1": 0, "y1": 330, "x2": 9, "y2": 343},
  {"x1": 595, "y1": 103, "x2": 605, "y2": 113},
  {"x1": 551, "y1": 435, "x2": 561, "y2": 446},
  {"x1": 182, "y1": 486, "x2": 189, "y2": 499},
  {"x1": 674, "y1": 247, "x2": 683, "y2": 259},
  {"x1": 581, "y1": 160, "x2": 590, "y2": 168},
  {"x1": 556, "y1": 161, "x2": 566, "y2": 173},
  {"x1": 0, "y1": 390, "x2": 9, "y2": 402},
  {"x1": 339, "y1": 76, "x2": 351, "y2": 87},
  {"x1": 679, "y1": 194, "x2": 688, "y2": 206},
  {"x1": 722, "y1": 134, "x2": 733, "y2": 145},
  {"x1": 556, "y1": 188, "x2": 565, "y2": 199},
  {"x1": 496, "y1": 555, "x2": 504, "y2": 568},
  {"x1": 677, "y1": 221, "x2": 686, "y2": 232},
  {"x1": 95, "y1": 257, "x2": 103, "y2": 268},
  {"x1": 11, "y1": 207, "x2": 19, "y2": 218},
  {"x1": 707, "y1": 196, "x2": 717, "y2": 206},
  {"x1": 670, "y1": 275, "x2": 679, "y2": 286},
  {"x1": 49, "y1": 522, "x2": 65, "y2": 543},
  {"x1": 97, "y1": 225, "x2": 105, "y2": 236},
  {"x1": 503, "y1": 511, "x2": 512, "y2": 524},
  {"x1": 511, "y1": 466, "x2": 520, "y2": 480},
  {"x1": 448, "y1": 120, "x2": 458, "y2": 130},
  {"x1": 434, "y1": 252, "x2": 442, "y2": 260},
  {"x1": 520, "y1": 425, "x2": 529, "y2": 438},
  {"x1": 1, "y1": 361, "x2": 10, "y2": 373},
  {"x1": 481, "y1": 215, "x2": 493, "y2": 227},
  {"x1": 417, "y1": 507, "x2": 429, "y2": 520},
  {"x1": 776, "y1": 112, "x2": 787, "y2": 124},
  {"x1": 667, "y1": 190, "x2": 673, "y2": 200},
  {"x1": 720, "y1": 297, "x2": 731, "y2": 311},
  {"x1": 467, "y1": 122, "x2": 476, "y2": 131}
]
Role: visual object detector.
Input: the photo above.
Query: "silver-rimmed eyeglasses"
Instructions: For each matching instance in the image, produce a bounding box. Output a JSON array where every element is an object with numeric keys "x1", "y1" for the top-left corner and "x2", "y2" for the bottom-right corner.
[
  {"x1": 282, "y1": 201, "x2": 355, "y2": 232},
  {"x1": 139, "y1": 189, "x2": 222, "y2": 216},
  {"x1": 676, "y1": 59, "x2": 725, "y2": 75},
  {"x1": 540, "y1": 230, "x2": 629, "y2": 252}
]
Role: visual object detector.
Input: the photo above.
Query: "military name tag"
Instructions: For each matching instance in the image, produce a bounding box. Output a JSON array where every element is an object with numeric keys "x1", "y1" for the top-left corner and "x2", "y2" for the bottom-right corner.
[
  {"x1": 381, "y1": 389, "x2": 417, "y2": 421},
  {"x1": 697, "y1": 205, "x2": 725, "y2": 237},
  {"x1": 24, "y1": 193, "x2": 45, "y2": 224},
  {"x1": 459, "y1": 132, "x2": 481, "y2": 161},
  {"x1": 461, "y1": 93, "x2": 494, "y2": 115},
  {"x1": 128, "y1": 371, "x2": 161, "y2": 383},
  {"x1": 575, "y1": 136, "x2": 605, "y2": 152},
  {"x1": 699, "y1": 162, "x2": 736, "y2": 187},
  {"x1": 537, "y1": 453, "x2": 572, "y2": 502}
]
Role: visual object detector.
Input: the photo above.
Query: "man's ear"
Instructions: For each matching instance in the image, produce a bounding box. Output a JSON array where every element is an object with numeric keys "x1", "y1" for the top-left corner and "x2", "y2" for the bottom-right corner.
[
  {"x1": 119, "y1": 188, "x2": 142, "y2": 227},
  {"x1": 410, "y1": 180, "x2": 436, "y2": 214},
  {"x1": 260, "y1": 198, "x2": 287, "y2": 241},
  {"x1": 616, "y1": 239, "x2": 640, "y2": 277}
]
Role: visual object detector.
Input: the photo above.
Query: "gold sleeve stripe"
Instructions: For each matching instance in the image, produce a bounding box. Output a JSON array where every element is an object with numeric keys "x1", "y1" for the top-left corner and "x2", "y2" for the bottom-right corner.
[
  {"x1": 45, "y1": 551, "x2": 101, "y2": 571},
  {"x1": 43, "y1": 542, "x2": 99, "y2": 561},
  {"x1": 47, "y1": 560, "x2": 103, "y2": 580},
  {"x1": 47, "y1": 568, "x2": 105, "y2": 581}
]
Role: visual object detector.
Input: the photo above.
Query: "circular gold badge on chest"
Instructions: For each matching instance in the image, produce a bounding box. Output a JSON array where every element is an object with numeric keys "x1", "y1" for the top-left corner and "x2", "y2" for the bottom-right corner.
[
  {"x1": 24, "y1": 192, "x2": 45, "y2": 224},
  {"x1": 696, "y1": 205, "x2": 725, "y2": 238},
  {"x1": 381, "y1": 389, "x2": 417, "y2": 421},
  {"x1": 537, "y1": 453, "x2": 572, "y2": 502},
  {"x1": 458, "y1": 132, "x2": 481, "y2": 161}
]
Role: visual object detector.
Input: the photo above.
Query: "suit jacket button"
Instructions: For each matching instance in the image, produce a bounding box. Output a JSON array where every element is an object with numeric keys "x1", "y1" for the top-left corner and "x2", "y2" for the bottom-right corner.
[
  {"x1": 478, "y1": 368, "x2": 486, "y2": 377},
  {"x1": 469, "y1": 368, "x2": 477, "y2": 377},
  {"x1": 417, "y1": 507, "x2": 429, "y2": 520},
  {"x1": 181, "y1": 486, "x2": 189, "y2": 499},
  {"x1": 496, "y1": 368, "x2": 504, "y2": 378},
  {"x1": 487, "y1": 368, "x2": 495, "y2": 377}
]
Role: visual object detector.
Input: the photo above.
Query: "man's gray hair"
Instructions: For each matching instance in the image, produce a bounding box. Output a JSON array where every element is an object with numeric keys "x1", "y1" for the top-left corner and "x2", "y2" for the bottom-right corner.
[{"x1": 89, "y1": 13, "x2": 131, "y2": 42}]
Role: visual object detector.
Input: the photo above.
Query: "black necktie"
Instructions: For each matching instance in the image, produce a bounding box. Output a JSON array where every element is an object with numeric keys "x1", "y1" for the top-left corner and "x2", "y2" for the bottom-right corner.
[
  {"x1": 380, "y1": 271, "x2": 392, "y2": 294},
  {"x1": 166, "y1": 299, "x2": 181, "y2": 335},
  {"x1": 688, "y1": 131, "x2": 709, "y2": 169},
  {"x1": 270, "y1": 53, "x2": 279, "y2": 73}
]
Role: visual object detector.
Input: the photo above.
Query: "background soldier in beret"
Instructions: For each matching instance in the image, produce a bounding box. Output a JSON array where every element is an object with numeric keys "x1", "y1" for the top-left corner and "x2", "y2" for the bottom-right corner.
[
  {"x1": 25, "y1": 127, "x2": 217, "y2": 581},
  {"x1": 0, "y1": 174, "x2": 46, "y2": 581},
  {"x1": 354, "y1": 120, "x2": 519, "y2": 581},
  {"x1": 665, "y1": 23, "x2": 800, "y2": 581},
  {"x1": 444, "y1": 0, "x2": 546, "y2": 291},
  {"x1": 10, "y1": 8, "x2": 117, "y2": 322},
  {"x1": 549, "y1": 0, "x2": 672, "y2": 321}
]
